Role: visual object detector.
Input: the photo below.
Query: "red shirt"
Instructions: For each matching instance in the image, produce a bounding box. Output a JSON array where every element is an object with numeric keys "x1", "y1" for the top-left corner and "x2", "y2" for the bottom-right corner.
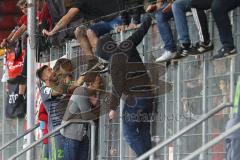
[
  {"x1": 17, "y1": 3, "x2": 52, "y2": 29},
  {"x1": 38, "y1": 3, "x2": 52, "y2": 30},
  {"x1": 17, "y1": 15, "x2": 27, "y2": 26},
  {"x1": 38, "y1": 102, "x2": 49, "y2": 144}
]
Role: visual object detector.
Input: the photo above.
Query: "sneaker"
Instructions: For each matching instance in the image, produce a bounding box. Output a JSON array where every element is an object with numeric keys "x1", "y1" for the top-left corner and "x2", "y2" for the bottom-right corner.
[
  {"x1": 194, "y1": 41, "x2": 214, "y2": 54},
  {"x1": 155, "y1": 50, "x2": 176, "y2": 63},
  {"x1": 172, "y1": 52, "x2": 188, "y2": 60},
  {"x1": 178, "y1": 43, "x2": 198, "y2": 56},
  {"x1": 213, "y1": 47, "x2": 237, "y2": 59},
  {"x1": 172, "y1": 44, "x2": 196, "y2": 60}
]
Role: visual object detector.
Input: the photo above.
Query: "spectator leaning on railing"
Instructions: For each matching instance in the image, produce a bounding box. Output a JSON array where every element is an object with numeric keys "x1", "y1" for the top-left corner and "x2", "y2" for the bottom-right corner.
[{"x1": 145, "y1": 0, "x2": 178, "y2": 62}]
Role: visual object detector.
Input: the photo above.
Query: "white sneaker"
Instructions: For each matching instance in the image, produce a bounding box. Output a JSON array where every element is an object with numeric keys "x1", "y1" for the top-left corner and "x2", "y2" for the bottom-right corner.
[{"x1": 155, "y1": 50, "x2": 176, "y2": 63}]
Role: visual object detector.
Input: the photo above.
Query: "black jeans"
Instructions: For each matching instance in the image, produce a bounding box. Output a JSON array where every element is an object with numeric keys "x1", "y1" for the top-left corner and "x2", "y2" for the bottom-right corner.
[{"x1": 212, "y1": 0, "x2": 240, "y2": 49}]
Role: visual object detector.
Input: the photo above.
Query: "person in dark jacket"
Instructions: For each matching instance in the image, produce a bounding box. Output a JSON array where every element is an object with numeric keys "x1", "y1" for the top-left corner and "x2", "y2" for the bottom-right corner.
[
  {"x1": 96, "y1": 15, "x2": 154, "y2": 157},
  {"x1": 211, "y1": 0, "x2": 240, "y2": 59}
]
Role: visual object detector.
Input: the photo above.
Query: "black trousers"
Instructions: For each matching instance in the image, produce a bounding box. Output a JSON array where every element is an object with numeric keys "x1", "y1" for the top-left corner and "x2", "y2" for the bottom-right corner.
[
  {"x1": 212, "y1": 0, "x2": 240, "y2": 49},
  {"x1": 191, "y1": 8, "x2": 210, "y2": 43}
]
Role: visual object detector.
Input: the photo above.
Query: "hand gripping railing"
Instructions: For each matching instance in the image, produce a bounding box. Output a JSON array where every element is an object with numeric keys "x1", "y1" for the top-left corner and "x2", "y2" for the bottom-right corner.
[
  {"x1": 8, "y1": 119, "x2": 96, "y2": 160},
  {"x1": 182, "y1": 118, "x2": 240, "y2": 160},
  {"x1": 0, "y1": 123, "x2": 40, "y2": 152},
  {"x1": 136, "y1": 103, "x2": 233, "y2": 160}
]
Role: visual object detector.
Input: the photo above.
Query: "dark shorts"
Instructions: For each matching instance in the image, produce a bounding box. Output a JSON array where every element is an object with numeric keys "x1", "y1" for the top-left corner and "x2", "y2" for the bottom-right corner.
[{"x1": 89, "y1": 17, "x2": 122, "y2": 37}]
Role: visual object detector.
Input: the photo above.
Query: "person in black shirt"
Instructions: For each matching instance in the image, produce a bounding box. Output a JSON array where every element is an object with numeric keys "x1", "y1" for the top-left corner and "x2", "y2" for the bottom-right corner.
[{"x1": 43, "y1": 0, "x2": 124, "y2": 56}]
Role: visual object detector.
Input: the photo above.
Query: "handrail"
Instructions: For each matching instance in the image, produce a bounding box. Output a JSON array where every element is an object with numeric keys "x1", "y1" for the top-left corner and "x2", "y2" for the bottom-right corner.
[
  {"x1": 135, "y1": 103, "x2": 233, "y2": 160},
  {"x1": 0, "y1": 123, "x2": 40, "y2": 152},
  {"x1": 8, "y1": 119, "x2": 96, "y2": 160},
  {"x1": 183, "y1": 122, "x2": 240, "y2": 160}
]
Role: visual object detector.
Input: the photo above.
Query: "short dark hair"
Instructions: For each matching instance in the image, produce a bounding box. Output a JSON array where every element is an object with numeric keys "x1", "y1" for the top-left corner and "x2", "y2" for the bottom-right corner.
[
  {"x1": 84, "y1": 72, "x2": 99, "y2": 85},
  {"x1": 53, "y1": 58, "x2": 72, "y2": 72},
  {"x1": 36, "y1": 65, "x2": 48, "y2": 81}
]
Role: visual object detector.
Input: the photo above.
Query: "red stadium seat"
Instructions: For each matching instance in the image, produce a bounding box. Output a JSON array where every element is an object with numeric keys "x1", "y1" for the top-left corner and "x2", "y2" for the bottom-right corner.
[
  {"x1": 0, "y1": 31, "x2": 11, "y2": 43},
  {"x1": 0, "y1": 1, "x2": 19, "y2": 14},
  {"x1": 0, "y1": 15, "x2": 18, "y2": 30}
]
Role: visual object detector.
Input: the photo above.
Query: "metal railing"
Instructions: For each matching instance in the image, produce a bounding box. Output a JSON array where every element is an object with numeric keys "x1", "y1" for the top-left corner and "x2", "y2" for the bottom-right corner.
[
  {"x1": 136, "y1": 103, "x2": 233, "y2": 160},
  {"x1": 0, "y1": 123, "x2": 40, "y2": 152},
  {"x1": 8, "y1": 119, "x2": 96, "y2": 160},
  {"x1": 182, "y1": 122, "x2": 240, "y2": 160}
]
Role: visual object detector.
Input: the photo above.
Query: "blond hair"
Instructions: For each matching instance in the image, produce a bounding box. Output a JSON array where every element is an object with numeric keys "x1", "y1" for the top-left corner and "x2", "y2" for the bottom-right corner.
[{"x1": 16, "y1": 0, "x2": 27, "y2": 8}]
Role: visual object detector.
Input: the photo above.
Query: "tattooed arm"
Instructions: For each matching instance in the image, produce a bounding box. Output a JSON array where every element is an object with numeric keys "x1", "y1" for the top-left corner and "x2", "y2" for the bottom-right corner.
[{"x1": 42, "y1": 7, "x2": 80, "y2": 36}]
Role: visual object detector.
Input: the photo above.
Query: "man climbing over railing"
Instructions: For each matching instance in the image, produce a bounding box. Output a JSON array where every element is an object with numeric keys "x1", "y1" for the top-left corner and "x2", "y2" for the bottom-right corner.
[{"x1": 94, "y1": 14, "x2": 156, "y2": 157}]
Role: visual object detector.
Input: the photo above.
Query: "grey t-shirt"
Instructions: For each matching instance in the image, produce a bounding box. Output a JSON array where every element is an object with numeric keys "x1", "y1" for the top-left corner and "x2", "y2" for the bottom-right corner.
[
  {"x1": 60, "y1": 86, "x2": 90, "y2": 141},
  {"x1": 60, "y1": 86, "x2": 112, "y2": 141}
]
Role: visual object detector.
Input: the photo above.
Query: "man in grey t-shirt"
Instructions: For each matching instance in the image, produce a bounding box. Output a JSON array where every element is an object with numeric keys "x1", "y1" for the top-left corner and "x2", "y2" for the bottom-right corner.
[{"x1": 61, "y1": 71, "x2": 114, "y2": 160}]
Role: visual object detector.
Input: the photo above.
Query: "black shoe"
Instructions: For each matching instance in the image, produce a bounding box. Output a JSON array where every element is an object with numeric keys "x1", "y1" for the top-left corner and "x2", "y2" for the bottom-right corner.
[
  {"x1": 110, "y1": 53, "x2": 128, "y2": 97},
  {"x1": 212, "y1": 47, "x2": 237, "y2": 59},
  {"x1": 194, "y1": 41, "x2": 214, "y2": 54},
  {"x1": 177, "y1": 43, "x2": 199, "y2": 56},
  {"x1": 172, "y1": 52, "x2": 188, "y2": 60},
  {"x1": 173, "y1": 44, "x2": 197, "y2": 60}
]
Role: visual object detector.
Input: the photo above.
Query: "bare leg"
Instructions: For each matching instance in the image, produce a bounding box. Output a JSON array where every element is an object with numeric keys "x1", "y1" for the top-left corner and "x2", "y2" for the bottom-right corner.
[
  {"x1": 86, "y1": 29, "x2": 98, "y2": 53},
  {"x1": 74, "y1": 27, "x2": 94, "y2": 56}
]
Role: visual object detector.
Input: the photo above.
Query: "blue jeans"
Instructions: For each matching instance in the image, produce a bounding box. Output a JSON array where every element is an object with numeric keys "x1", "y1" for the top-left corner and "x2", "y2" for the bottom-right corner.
[
  {"x1": 49, "y1": 134, "x2": 65, "y2": 160},
  {"x1": 122, "y1": 97, "x2": 153, "y2": 157},
  {"x1": 42, "y1": 143, "x2": 49, "y2": 160},
  {"x1": 172, "y1": 0, "x2": 191, "y2": 44},
  {"x1": 89, "y1": 17, "x2": 122, "y2": 37},
  {"x1": 212, "y1": 0, "x2": 240, "y2": 49},
  {"x1": 63, "y1": 136, "x2": 89, "y2": 160},
  {"x1": 155, "y1": 2, "x2": 176, "y2": 52}
]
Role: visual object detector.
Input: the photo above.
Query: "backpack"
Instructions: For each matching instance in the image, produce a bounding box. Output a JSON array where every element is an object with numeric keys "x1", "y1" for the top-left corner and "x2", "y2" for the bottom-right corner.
[{"x1": 5, "y1": 82, "x2": 26, "y2": 118}]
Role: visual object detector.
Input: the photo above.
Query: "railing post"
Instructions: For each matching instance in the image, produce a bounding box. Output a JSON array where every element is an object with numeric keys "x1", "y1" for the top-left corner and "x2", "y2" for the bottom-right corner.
[
  {"x1": 119, "y1": 30, "x2": 125, "y2": 160},
  {"x1": 200, "y1": 51, "x2": 207, "y2": 160},
  {"x1": 90, "y1": 122, "x2": 96, "y2": 160},
  {"x1": 1, "y1": 55, "x2": 7, "y2": 160},
  {"x1": 26, "y1": 0, "x2": 36, "y2": 159}
]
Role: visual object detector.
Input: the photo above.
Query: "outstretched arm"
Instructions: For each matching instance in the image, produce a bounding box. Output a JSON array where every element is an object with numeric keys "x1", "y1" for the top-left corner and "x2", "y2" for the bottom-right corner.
[
  {"x1": 0, "y1": 28, "x2": 16, "y2": 48},
  {"x1": 127, "y1": 15, "x2": 152, "y2": 46},
  {"x1": 42, "y1": 7, "x2": 80, "y2": 36},
  {"x1": 9, "y1": 24, "x2": 27, "y2": 43}
]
